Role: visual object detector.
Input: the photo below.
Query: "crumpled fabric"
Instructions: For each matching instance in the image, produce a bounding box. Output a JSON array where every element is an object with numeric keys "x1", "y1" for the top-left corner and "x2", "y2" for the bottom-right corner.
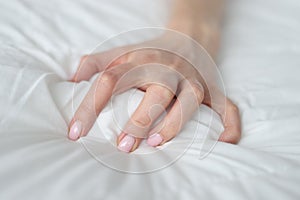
[{"x1": 0, "y1": 0, "x2": 300, "y2": 199}]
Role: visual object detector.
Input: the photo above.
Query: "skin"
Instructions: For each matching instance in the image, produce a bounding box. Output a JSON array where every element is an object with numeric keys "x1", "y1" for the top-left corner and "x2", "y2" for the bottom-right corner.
[{"x1": 68, "y1": 0, "x2": 241, "y2": 152}]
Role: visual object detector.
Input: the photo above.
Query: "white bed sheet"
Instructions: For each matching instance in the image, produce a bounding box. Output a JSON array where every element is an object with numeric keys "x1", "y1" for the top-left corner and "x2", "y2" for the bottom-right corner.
[{"x1": 0, "y1": 0, "x2": 300, "y2": 199}]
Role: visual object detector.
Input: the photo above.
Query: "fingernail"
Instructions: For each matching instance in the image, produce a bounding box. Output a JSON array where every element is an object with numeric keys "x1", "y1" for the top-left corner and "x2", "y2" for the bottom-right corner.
[
  {"x1": 68, "y1": 120, "x2": 82, "y2": 140},
  {"x1": 147, "y1": 133, "x2": 163, "y2": 147},
  {"x1": 118, "y1": 135, "x2": 135, "y2": 153}
]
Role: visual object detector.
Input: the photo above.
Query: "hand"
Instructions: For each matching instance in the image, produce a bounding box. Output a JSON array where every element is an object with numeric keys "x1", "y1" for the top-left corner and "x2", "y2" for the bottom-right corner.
[{"x1": 68, "y1": 32, "x2": 241, "y2": 153}]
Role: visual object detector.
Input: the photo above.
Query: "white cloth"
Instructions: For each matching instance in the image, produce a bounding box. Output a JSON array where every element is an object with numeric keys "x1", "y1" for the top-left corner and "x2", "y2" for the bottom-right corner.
[{"x1": 0, "y1": 0, "x2": 300, "y2": 199}]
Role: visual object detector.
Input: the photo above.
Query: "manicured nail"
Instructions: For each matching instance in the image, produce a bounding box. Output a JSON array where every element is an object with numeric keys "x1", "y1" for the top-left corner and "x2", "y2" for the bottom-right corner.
[
  {"x1": 118, "y1": 135, "x2": 135, "y2": 153},
  {"x1": 147, "y1": 133, "x2": 163, "y2": 147},
  {"x1": 68, "y1": 120, "x2": 82, "y2": 140}
]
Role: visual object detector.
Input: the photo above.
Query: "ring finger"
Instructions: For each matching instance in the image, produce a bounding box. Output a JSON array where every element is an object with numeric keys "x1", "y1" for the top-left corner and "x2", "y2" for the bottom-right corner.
[{"x1": 117, "y1": 84, "x2": 175, "y2": 152}]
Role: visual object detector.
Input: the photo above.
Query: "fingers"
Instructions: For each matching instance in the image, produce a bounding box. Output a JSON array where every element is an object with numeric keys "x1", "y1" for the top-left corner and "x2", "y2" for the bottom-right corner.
[
  {"x1": 72, "y1": 48, "x2": 128, "y2": 82},
  {"x1": 147, "y1": 80, "x2": 204, "y2": 147},
  {"x1": 68, "y1": 63, "x2": 133, "y2": 140},
  {"x1": 218, "y1": 99, "x2": 241, "y2": 144},
  {"x1": 117, "y1": 84, "x2": 175, "y2": 152},
  {"x1": 204, "y1": 89, "x2": 241, "y2": 144}
]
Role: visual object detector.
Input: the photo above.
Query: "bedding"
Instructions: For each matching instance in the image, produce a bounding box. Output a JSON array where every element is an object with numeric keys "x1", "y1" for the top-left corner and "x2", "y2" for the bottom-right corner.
[{"x1": 0, "y1": 0, "x2": 300, "y2": 199}]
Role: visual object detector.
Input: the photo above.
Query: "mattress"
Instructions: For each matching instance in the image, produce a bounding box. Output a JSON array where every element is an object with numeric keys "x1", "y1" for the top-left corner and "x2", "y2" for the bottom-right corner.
[{"x1": 0, "y1": 0, "x2": 300, "y2": 199}]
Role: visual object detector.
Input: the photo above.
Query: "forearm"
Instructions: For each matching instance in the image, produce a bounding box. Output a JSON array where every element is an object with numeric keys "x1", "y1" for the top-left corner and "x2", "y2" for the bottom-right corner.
[{"x1": 167, "y1": 0, "x2": 224, "y2": 57}]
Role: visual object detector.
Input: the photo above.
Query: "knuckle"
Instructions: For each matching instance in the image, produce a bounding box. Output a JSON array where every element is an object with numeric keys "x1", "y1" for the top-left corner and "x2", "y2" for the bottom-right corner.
[
  {"x1": 193, "y1": 87, "x2": 204, "y2": 103},
  {"x1": 142, "y1": 51, "x2": 161, "y2": 62},
  {"x1": 149, "y1": 85, "x2": 174, "y2": 101},
  {"x1": 169, "y1": 57, "x2": 186, "y2": 71},
  {"x1": 227, "y1": 102, "x2": 239, "y2": 113},
  {"x1": 187, "y1": 82, "x2": 204, "y2": 104},
  {"x1": 97, "y1": 71, "x2": 117, "y2": 88},
  {"x1": 131, "y1": 117, "x2": 151, "y2": 128}
]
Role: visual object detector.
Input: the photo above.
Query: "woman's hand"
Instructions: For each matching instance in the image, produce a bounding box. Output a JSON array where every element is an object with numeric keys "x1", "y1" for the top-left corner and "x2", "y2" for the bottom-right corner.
[{"x1": 68, "y1": 32, "x2": 241, "y2": 153}]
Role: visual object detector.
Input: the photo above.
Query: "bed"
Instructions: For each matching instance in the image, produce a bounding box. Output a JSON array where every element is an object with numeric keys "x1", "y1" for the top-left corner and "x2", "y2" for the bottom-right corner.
[{"x1": 0, "y1": 0, "x2": 300, "y2": 199}]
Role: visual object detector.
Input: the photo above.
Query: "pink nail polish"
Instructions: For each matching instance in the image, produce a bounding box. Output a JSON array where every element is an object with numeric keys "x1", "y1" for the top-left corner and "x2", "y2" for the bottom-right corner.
[
  {"x1": 68, "y1": 120, "x2": 82, "y2": 140},
  {"x1": 147, "y1": 133, "x2": 163, "y2": 147},
  {"x1": 118, "y1": 135, "x2": 135, "y2": 153}
]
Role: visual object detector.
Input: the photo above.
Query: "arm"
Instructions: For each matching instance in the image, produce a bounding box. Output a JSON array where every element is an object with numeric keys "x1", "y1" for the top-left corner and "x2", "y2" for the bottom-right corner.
[{"x1": 168, "y1": 0, "x2": 224, "y2": 57}]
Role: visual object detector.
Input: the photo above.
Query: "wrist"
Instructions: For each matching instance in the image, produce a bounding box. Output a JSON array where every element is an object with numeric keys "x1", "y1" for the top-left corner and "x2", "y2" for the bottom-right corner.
[{"x1": 166, "y1": 21, "x2": 220, "y2": 58}]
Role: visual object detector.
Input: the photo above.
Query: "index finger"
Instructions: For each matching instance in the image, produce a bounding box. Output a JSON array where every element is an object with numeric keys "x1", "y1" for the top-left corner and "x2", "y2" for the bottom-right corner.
[{"x1": 68, "y1": 63, "x2": 133, "y2": 140}]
